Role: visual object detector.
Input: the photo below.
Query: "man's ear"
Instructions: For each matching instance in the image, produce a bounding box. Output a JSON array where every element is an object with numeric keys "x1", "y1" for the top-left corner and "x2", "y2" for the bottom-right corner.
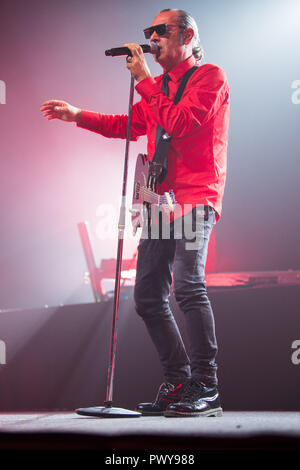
[{"x1": 182, "y1": 28, "x2": 194, "y2": 45}]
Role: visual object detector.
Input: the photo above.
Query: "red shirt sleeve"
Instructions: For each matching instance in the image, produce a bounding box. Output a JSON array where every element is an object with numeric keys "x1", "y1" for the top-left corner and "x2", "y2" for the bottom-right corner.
[
  {"x1": 76, "y1": 100, "x2": 147, "y2": 141},
  {"x1": 135, "y1": 65, "x2": 229, "y2": 138}
]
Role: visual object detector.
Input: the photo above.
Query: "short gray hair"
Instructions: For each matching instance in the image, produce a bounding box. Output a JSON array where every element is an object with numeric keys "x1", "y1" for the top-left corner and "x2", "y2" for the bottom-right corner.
[{"x1": 160, "y1": 9, "x2": 204, "y2": 61}]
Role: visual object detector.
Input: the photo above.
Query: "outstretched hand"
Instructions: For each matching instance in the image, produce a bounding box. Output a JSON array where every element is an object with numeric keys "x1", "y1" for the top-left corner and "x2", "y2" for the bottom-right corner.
[{"x1": 40, "y1": 100, "x2": 81, "y2": 122}]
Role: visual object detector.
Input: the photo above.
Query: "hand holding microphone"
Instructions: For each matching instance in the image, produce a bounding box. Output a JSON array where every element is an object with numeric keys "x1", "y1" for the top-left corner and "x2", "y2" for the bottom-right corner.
[
  {"x1": 105, "y1": 42, "x2": 158, "y2": 82},
  {"x1": 122, "y1": 43, "x2": 156, "y2": 83}
]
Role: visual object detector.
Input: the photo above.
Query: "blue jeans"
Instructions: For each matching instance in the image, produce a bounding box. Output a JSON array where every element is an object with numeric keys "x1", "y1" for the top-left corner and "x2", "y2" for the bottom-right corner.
[{"x1": 134, "y1": 205, "x2": 218, "y2": 386}]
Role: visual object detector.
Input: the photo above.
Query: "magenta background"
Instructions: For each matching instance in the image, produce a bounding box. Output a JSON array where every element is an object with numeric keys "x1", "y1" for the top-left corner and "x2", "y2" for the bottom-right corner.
[{"x1": 0, "y1": 0, "x2": 299, "y2": 309}]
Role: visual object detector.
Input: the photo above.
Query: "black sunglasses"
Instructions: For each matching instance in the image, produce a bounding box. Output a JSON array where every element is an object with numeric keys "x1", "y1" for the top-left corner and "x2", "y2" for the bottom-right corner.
[{"x1": 143, "y1": 23, "x2": 184, "y2": 39}]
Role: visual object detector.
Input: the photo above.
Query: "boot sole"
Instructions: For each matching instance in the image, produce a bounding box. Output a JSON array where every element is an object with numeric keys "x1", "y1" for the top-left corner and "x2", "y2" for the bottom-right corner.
[
  {"x1": 164, "y1": 407, "x2": 223, "y2": 418},
  {"x1": 136, "y1": 410, "x2": 165, "y2": 416}
]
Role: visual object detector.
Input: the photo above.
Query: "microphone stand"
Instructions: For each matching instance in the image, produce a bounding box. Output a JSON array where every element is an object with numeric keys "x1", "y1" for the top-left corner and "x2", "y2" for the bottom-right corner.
[{"x1": 76, "y1": 75, "x2": 141, "y2": 418}]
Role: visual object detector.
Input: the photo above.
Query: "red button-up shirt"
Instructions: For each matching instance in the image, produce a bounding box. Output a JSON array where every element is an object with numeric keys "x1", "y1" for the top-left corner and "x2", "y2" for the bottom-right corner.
[{"x1": 77, "y1": 56, "x2": 230, "y2": 221}]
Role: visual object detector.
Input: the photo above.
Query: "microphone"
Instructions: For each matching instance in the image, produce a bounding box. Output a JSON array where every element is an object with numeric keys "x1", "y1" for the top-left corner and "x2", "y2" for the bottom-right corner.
[{"x1": 105, "y1": 43, "x2": 158, "y2": 57}]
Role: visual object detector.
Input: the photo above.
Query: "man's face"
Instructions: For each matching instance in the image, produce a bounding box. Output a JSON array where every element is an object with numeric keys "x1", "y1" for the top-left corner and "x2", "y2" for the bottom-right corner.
[{"x1": 147, "y1": 11, "x2": 186, "y2": 70}]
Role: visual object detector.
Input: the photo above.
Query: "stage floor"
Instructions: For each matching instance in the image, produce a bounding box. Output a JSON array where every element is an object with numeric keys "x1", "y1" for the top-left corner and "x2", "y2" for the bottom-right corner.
[{"x1": 1, "y1": 411, "x2": 300, "y2": 455}]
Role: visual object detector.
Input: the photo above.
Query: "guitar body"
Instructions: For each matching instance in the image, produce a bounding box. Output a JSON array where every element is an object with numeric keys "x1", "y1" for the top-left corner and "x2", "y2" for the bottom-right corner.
[
  {"x1": 130, "y1": 153, "x2": 176, "y2": 235},
  {"x1": 130, "y1": 153, "x2": 148, "y2": 234}
]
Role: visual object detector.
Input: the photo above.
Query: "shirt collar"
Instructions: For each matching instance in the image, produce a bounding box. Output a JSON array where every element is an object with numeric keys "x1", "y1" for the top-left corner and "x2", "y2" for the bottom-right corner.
[{"x1": 162, "y1": 56, "x2": 197, "y2": 84}]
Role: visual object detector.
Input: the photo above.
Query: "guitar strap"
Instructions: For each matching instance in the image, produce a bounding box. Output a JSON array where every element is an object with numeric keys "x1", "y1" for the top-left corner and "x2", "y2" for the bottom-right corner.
[{"x1": 149, "y1": 65, "x2": 199, "y2": 184}]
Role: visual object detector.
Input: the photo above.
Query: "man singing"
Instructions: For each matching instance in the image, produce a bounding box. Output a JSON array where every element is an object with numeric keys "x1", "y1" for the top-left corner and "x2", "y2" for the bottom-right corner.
[{"x1": 41, "y1": 8, "x2": 229, "y2": 417}]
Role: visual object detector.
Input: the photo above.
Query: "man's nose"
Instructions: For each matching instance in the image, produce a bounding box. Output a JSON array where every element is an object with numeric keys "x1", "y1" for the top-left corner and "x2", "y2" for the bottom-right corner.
[{"x1": 150, "y1": 30, "x2": 160, "y2": 42}]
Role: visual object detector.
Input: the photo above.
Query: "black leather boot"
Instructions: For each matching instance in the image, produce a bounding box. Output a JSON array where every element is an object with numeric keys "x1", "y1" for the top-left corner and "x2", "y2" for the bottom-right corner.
[
  {"x1": 165, "y1": 379, "x2": 223, "y2": 417},
  {"x1": 136, "y1": 382, "x2": 187, "y2": 416}
]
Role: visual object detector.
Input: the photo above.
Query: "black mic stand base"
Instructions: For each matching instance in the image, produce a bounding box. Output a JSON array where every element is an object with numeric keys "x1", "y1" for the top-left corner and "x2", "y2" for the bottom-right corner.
[{"x1": 75, "y1": 403, "x2": 142, "y2": 418}]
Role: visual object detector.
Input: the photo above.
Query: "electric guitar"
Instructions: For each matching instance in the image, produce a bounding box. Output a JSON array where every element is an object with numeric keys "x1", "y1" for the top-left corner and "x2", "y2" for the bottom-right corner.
[{"x1": 130, "y1": 153, "x2": 176, "y2": 235}]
